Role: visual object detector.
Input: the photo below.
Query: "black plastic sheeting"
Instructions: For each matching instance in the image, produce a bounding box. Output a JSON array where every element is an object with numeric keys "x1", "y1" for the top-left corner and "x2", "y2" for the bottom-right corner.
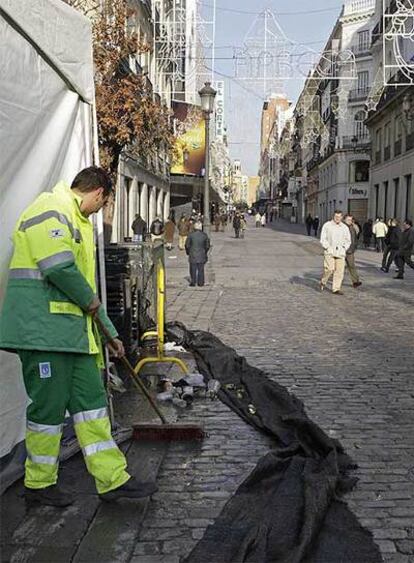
[{"x1": 167, "y1": 323, "x2": 382, "y2": 563}]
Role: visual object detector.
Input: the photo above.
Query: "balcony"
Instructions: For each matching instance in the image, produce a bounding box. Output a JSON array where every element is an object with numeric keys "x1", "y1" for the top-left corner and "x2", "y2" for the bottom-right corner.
[
  {"x1": 348, "y1": 87, "x2": 371, "y2": 102},
  {"x1": 395, "y1": 139, "x2": 402, "y2": 156},
  {"x1": 342, "y1": 134, "x2": 371, "y2": 149}
]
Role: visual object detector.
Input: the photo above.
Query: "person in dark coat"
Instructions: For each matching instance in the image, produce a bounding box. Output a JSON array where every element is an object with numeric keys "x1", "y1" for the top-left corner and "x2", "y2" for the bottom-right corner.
[
  {"x1": 131, "y1": 214, "x2": 147, "y2": 240},
  {"x1": 150, "y1": 216, "x2": 164, "y2": 243},
  {"x1": 394, "y1": 220, "x2": 414, "y2": 279},
  {"x1": 312, "y1": 216, "x2": 319, "y2": 237},
  {"x1": 185, "y1": 222, "x2": 210, "y2": 287},
  {"x1": 233, "y1": 213, "x2": 241, "y2": 238},
  {"x1": 362, "y1": 219, "x2": 373, "y2": 248},
  {"x1": 344, "y1": 214, "x2": 362, "y2": 288},
  {"x1": 381, "y1": 219, "x2": 401, "y2": 273},
  {"x1": 305, "y1": 214, "x2": 313, "y2": 236}
]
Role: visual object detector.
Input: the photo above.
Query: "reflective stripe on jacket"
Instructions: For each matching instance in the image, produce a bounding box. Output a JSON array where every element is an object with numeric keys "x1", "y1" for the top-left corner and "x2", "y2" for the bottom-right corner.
[{"x1": 0, "y1": 182, "x2": 117, "y2": 354}]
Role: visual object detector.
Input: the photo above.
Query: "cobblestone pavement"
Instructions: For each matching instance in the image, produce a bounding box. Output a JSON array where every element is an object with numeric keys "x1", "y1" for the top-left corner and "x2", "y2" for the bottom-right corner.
[{"x1": 130, "y1": 218, "x2": 414, "y2": 563}]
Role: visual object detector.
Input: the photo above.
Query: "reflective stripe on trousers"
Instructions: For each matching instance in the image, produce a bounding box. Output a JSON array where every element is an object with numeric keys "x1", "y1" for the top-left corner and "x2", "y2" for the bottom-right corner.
[
  {"x1": 25, "y1": 420, "x2": 62, "y2": 489},
  {"x1": 73, "y1": 409, "x2": 130, "y2": 494},
  {"x1": 73, "y1": 407, "x2": 108, "y2": 424}
]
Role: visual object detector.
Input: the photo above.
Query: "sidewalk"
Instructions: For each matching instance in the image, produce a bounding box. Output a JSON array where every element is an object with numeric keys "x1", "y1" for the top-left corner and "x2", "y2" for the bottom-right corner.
[{"x1": 2, "y1": 219, "x2": 414, "y2": 562}]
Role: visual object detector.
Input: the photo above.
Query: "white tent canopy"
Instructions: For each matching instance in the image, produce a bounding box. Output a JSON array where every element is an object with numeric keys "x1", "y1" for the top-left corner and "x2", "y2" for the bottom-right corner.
[{"x1": 0, "y1": 0, "x2": 95, "y2": 472}]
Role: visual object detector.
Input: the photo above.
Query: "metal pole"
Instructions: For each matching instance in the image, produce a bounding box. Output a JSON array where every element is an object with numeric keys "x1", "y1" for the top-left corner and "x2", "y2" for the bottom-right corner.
[{"x1": 204, "y1": 112, "x2": 211, "y2": 235}]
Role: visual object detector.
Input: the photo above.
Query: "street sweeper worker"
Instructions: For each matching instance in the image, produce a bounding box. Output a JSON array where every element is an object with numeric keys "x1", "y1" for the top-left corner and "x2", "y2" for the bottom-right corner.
[{"x1": 0, "y1": 167, "x2": 157, "y2": 507}]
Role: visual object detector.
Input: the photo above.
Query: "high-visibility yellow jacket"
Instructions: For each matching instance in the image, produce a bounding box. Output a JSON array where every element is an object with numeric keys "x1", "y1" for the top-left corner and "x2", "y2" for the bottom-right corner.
[{"x1": 0, "y1": 182, "x2": 117, "y2": 354}]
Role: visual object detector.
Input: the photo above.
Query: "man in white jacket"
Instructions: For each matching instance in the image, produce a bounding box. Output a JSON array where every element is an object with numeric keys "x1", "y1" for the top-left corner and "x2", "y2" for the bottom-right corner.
[
  {"x1": 372, "y1": 217, "x2": 388, "y2": 252},
  {"x1": 320, "y1": 210, "x2": 351, "y2": 294}
]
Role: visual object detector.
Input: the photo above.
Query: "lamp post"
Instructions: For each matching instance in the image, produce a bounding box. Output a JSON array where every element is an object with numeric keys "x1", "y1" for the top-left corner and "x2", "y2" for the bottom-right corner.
[{"x1": 198, "y1": 81, "x2": 217, "y2": 234}]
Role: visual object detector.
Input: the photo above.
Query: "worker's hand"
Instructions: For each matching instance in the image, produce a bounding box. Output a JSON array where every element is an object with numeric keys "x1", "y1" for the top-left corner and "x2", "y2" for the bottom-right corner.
[
  {"x1": 107, "y1": 338, "x2": 125, "y2": 358},
  {"x1": 87, "y1": 296, "x2": 101, "y2": 317}
]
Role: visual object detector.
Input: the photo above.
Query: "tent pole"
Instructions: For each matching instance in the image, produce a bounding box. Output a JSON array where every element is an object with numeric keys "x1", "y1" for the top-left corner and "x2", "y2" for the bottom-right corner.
[{"x1": 92, "y1": 100, "x2": 116, "y2": 427}]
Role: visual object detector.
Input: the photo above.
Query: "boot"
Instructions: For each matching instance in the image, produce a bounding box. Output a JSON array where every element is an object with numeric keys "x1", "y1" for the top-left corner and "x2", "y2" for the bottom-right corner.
[
  {"x1": 24, "y1": 484, "x2": 74, "y2": 507},
  {"x1": 99, "y1": 477, "x2": 158, "y2": 502}
]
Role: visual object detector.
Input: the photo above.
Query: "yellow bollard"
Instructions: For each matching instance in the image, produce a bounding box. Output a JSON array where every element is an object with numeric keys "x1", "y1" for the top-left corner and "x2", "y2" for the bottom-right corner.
[{"x1": 135, "y1": 257, "x2": 189, "y2": 377}]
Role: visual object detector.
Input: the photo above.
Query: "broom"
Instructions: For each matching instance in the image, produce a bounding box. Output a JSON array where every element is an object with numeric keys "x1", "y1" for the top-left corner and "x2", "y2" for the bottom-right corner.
[{"x1": 95, "y1": 316, "x2": 205, "y2": 442}]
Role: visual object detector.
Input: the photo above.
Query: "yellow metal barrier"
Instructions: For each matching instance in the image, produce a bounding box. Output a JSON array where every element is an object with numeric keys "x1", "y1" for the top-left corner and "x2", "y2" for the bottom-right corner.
[{"x1": 135, "y1": 255, "x2": 189, "y2": 377}]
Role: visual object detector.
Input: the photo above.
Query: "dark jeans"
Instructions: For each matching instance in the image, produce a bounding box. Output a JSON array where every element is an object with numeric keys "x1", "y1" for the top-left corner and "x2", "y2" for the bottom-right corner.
[
  {"x1": 375, "y1": 237, "x2": 386, "y2": 252},
  {"x1": 189, "y1": 262, "x2": 205, "y2": 286},
  {"x1": 234, "y1": 229, "x2": 240, "y2": 238},
  {"x1": 382, "y1": 247, "x2": 398, "y2": 271},
  {"x1": 306, "y1": 224, "x2": 312, "y2": 236},
  {"x1": 395, "y1": 251, "x2": 414, "y2": 276}
]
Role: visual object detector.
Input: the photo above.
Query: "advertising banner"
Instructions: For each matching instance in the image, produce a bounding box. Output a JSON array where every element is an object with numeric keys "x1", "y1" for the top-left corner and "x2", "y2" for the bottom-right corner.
[
  {"x1": 171, "y1": 101, "x2": 206, "y2": 176},
  {"x1": 215, "y1": 80, "x2": 225, "y2": 140}
]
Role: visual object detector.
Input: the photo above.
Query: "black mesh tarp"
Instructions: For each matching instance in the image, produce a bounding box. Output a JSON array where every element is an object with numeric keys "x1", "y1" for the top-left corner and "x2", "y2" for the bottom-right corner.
[{"x1": 166, "y1": 324, "x2": 382, "y2": 563}]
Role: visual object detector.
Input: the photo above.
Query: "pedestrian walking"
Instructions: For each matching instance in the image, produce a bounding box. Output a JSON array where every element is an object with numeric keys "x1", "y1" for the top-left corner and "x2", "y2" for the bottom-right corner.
[
  {"x1": 185, "y1": 221, "x2": 210, "y2": 287},
  {"x1": 220, "y1": 212, "x2": 227, "y2": 232},
  {"x1": 362, "y1": 219, "x2": 373, "y2": 248},
  {"x1": 319, "y1": 210, "x2": 351, "y2": 294},
  {"x1": 344, "y1": 214, "x2": 362, "y2": 288},
  {"x1": 0, "y1": 167, "x2": 157, "y2": 507},
  {"x1": 255, "y1": 212, "x2": 261, "y2": 228},
  {"x1": 164, "y1": 218, "x2": 175, "y2": 250},
  {"x1": 373, "y1": 217, "x2": 388, "y2": 252},
  {"x1": 261, "y1": 213, "x2": 266, "y2": 228},
  {"x1": 168, "y1": 209, "x2": 176, "y2": 224},
  {"x1": 305, "y1": 213, "x2": 313, "y2": 236},
  {"x1": 131, "y1": 213, "x2": 147, "y2": 241},
  {"x1": 312, "y1": 216, "x2": 320, "y2": 237},
  {"x1": 240, "y1": 214, "x2": 247, "y2": 239},
  {"x1": 233, "y1": 212, "x2": 241, "y2": 238},
  {"x1": 214, "y1": 213, "x2": 221, "y2": 232},
  {"x1": 150, "y1": 216, "x2": 164, "y2": 243},
  {"x1": 394, "y1": 219, "x2": 414, "y2": 279},
  {"x1": 381, "y1": 219, "x2": 401, "y2": 273},
  {"x1": 177, "y1": 214, "x2": 190, "y2": 250}
]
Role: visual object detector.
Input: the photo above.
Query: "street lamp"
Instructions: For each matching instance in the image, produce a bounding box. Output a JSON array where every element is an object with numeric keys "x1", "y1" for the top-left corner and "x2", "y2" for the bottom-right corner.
[{"x1": 198, "y1": 81, "x2": 217, "y2": 233}]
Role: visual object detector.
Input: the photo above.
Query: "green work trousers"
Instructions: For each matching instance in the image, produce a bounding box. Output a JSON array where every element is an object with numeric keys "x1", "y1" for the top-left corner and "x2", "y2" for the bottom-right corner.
[{"x1": 18, "y1": 350, "x2": 130, "y2": 494}]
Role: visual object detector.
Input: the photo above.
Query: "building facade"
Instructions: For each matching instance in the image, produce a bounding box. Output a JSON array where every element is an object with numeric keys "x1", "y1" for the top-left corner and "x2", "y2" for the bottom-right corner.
[
  {"x1": 111, "y1": 0, "x2": 175, "y2": 242},
  {"x1": 365, "y1": 0, "x2": 414, "y2": 222},
  {"x1": 258, "y1": 94, "x2": 291, "y2": 200},
  {"x1": 289, "y1": 0, "x2": 376, "y2": 226}
]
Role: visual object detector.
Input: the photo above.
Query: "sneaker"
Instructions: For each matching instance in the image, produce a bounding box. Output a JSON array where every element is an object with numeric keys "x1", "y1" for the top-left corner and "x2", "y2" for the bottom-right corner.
[
  {"x1": 394, "y1": 275, "x2": 404, "y2": 279},
  {"x1": 24, "y1": 485, "x2": 74, "y2": 507},
  {"x1": 99, "y1": 477, "x2": 158, "y2": 502},
  {"x1": 332, "y1": 290, "x2": 344, "y2": 295},
  {"x1": 352, "y1": 282, "x2": 362, "y2": 288},
  {"x1": 380, "y1": 267, "x2": 387, "y2": 272}
]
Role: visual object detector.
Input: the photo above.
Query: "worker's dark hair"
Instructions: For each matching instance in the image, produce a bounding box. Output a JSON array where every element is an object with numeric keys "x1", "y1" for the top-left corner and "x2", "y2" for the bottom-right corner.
[
  {"x1": 405, "y1": 219, "x2": 413, "y2": 227},
  {"x1": 71, "y1": 167, "x2": 113, "y2": 196}
]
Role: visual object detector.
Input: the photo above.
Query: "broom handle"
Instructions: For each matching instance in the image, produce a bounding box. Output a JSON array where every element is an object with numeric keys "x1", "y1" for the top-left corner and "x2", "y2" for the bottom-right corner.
[{"x1": 95, "y1": 316, "x2": 167, "y2": 425}]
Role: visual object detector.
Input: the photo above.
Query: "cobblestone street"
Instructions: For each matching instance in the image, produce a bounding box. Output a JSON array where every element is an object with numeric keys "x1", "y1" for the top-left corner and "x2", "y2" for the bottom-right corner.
[{"x1": 133, "y1": 218, "x2": 414, "y2": 563}]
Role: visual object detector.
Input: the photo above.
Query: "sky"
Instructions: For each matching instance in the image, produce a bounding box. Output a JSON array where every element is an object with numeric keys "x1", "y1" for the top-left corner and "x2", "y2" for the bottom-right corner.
[{"x1": 202, "y1": 0, "x2": 345, "y2": 175}]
